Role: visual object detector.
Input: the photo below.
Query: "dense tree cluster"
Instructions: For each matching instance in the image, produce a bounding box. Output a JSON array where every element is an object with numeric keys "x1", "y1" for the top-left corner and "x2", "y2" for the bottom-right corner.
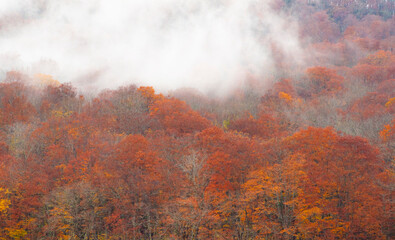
[{"x1": 0, "y1": 0, "x2": 394, "y2": 239}]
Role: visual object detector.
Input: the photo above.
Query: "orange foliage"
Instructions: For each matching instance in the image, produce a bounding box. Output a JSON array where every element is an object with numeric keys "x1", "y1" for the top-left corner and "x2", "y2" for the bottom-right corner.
[
  {"x1": 0, "y1": 82, "x2": 36, "y2": 125},
  {"x1": 283, "y1": 127, "x2": 386, "y2": 239},
  {"x1": 306, "y1": 67, "x2": 344, "y2": 96},
  {"x1": 150, "y1": 97, "x2": 210, "y2": 135}
]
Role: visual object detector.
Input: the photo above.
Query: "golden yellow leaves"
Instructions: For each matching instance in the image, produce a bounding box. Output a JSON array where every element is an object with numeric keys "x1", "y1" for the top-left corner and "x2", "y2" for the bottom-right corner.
[
  {"x1": 51, "y1": 110, "x2": 73, "y2": 119},
  {"x1": 0, "y1": 188, "x2": 10, "y2": 214},
  {"x1": 279, "y1": 91, "x2": 293, "y2": 103},
  {"x1": 385, "y1": 97, "x2": 395, "y2": 108},
  {"x1": 34, "y1": 74, "x2": 61, "y2": 88},
  {"x1": 4, "y1": 227, "x2": 27, "y2": 240}
]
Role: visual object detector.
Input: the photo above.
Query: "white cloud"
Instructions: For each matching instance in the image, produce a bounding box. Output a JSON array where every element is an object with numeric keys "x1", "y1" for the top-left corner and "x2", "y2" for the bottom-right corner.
[{"x1": 0, "y1": 0, "x2": 303, "y2": 95}]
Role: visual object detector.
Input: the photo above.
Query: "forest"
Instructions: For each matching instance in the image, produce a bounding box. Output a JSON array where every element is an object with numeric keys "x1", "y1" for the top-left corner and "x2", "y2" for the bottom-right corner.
[{"x1": 0, "y1": 0, "x2": 394, "y2": 239}]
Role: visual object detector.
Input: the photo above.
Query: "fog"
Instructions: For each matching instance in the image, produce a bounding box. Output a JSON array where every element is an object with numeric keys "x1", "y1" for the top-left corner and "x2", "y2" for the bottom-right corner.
[{"x1": 0, "y1": 0, "x2": 304, "y2": 95}]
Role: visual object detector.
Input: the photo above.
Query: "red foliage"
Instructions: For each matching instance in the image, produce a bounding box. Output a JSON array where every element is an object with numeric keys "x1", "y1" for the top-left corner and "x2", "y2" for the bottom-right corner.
[
  {"x1": 349, "y1": 92, "x2": 394, "y2": 119},
  {"x1": 305, "y1": 66, "x2": 344, "y2": 96},
  {"x1": 150, "y1": 97, "x2": 211, "y2": 135},
  {"x1": 0, "y1": 82, "x2": 36, "y2": 125}
]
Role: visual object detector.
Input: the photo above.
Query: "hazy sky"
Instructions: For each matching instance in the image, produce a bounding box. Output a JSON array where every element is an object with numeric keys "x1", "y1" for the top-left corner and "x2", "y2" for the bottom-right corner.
[{"x1": 0, "y1": 0, "x2": 303, "y2": 95}]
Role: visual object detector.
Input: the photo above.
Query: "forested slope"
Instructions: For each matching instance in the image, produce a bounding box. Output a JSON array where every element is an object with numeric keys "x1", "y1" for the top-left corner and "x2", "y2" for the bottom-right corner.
[{"x1": 0, "y1": 0, "x2": 394, "y2": 239}]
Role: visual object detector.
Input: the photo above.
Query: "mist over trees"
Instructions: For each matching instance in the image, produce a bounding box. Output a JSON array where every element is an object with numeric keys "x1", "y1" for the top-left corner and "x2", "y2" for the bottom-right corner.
[{"x1": 0, "y1": 0, "x2": 394, "y2": 239}]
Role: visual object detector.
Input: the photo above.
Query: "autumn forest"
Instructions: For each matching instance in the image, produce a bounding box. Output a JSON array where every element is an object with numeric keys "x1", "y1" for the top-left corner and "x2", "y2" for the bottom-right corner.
[{"x1": 0, "y1": 0, "x2": 394, "y2": 239}]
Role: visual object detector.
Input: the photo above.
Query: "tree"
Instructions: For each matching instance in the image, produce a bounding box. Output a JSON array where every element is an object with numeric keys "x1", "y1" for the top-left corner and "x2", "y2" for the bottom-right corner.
[
  {"x1": 41, "y1": 182, "x2": 107, "y2": 239},
  {"x1": 242, "y1": 154, "x2": 305, "y2": 239},
  {"x1": 150, "y1": 97, "x2": 211, "y2": 135},
  {"x1": 304, "y1": 67, "x2": 344, "y2": 97},
  {"x1": 284, "y1": 127, "x2": 386, "y2": 239},
  {"x1": 195, "y1": 127, "x2": 264, "y2": 239},
  {"x1": 99, "y1": 134, "x2": 168, "y2": 239},
  {"x1": 0, "y1": 82, "x2": 36, "y2": 126}
]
